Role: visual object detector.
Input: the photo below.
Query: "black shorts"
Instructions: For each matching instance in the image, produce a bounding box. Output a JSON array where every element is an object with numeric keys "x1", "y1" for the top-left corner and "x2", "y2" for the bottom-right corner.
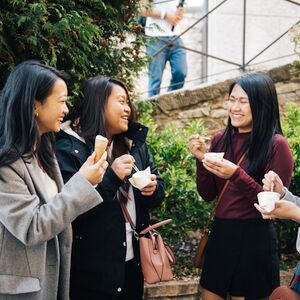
[{"x1": 200, "y1": 218, "x2": 280, "y2": 300}]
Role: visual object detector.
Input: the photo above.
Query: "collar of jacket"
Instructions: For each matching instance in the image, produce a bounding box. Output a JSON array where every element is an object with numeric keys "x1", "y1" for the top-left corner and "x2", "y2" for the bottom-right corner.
[
  {"x1": 125, "y1": 122, "x2": 148, "y2": 149},
  {"x1": 56, "y1": 122, "x2": 148, "y2": 149}
]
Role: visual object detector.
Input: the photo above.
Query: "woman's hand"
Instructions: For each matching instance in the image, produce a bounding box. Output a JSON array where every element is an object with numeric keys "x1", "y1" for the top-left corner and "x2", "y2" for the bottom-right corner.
[
  {"x1": 111, "y1": 154, "x2": 135, "y2": 180},
  {"x1": 188, "y1": 134, "x2": 208, "y2": 161},
  {"x1": 140, "y1": 174, "x2": 157, "y2": 196},
  {"x1": 262, "y1": 170, "x2": 285, "y2": 198},
  {"x1": 202, "y1": 157, "x2": 238, "y2": 179},
  {"x1": 79, "y1": 151, "x2": 108, "y2": 186},
  {"x1": 254, "y1": 200, "x2": 300, "y2": 222}
]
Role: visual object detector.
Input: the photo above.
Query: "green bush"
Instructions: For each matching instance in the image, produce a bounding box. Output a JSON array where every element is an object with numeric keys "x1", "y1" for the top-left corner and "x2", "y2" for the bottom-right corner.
[
  {"x1": 137, "y1": 101, "x2": 214, "y2": 275},
  {"x1": 137, "y1": 101, "x2": 213, "y2": 243},
  {"x1": 0, "y1": 0, "x2": 146, "y2": 91}
]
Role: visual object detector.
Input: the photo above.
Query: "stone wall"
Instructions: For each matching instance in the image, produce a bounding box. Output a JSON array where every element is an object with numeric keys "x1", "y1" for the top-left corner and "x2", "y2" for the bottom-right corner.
[{"x1": 149, "y1": 64, "x2": 300, "y2": 134}]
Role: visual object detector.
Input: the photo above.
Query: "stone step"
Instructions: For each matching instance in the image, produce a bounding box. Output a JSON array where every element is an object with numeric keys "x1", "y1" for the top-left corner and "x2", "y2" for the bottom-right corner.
[{"x1": 143, "y1": 269, "x2": 295, "y2": 300}]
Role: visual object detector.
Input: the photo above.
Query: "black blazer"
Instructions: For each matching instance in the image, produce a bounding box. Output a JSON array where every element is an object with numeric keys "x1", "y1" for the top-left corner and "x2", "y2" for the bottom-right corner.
[{"x1": 54, "y1": 122, "x2": 165, "y2": 295}]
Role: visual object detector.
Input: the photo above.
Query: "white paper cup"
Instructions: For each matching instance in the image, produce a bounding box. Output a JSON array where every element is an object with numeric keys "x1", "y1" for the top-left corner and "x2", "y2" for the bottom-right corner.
[
  {"x1": 128, "y1": 167, "x2": 152, "y2": 190},
  {"x1": 204, "y1": 152, "x2": 225, "y2": 161},
  {"x1": 257, "y1": 191, "x2": 280, "y2": 212},
  {"x1": 94, "y1": 135, "x2": 108, "y2": 162}
]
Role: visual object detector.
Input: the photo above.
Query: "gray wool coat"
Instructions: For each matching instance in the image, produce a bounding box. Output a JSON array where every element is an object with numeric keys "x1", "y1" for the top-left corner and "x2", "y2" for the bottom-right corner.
[
  {"x1": 283, "y1": 188, "x2": 300, "y2": 253},
  {"x1": 0, "y1": 157, "x2": 103, "y2": 299}
]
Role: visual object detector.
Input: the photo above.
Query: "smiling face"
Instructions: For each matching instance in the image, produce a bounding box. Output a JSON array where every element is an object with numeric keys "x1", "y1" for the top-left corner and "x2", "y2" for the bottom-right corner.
[
  {"x1": 227, "y1": 84, "x2": 253, "y2": 133},
  {"x1": 104, "y1": 83, "x2": 131, "y2": 138},
  {"x1": 34, "y1": 78, "x2": 68, "y2": 134}
]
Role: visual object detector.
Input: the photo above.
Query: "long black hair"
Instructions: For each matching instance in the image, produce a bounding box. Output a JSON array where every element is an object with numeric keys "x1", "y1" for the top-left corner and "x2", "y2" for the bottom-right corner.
[
  {"x1": 69, "y1": 75, "x2": 137, "y2": 160},
  {"x1": 0, "y1": 60, "x2": 67, "y2": 179},
  {"x1": 221, "y1": 72, "x2": 282, "y2": 182}
]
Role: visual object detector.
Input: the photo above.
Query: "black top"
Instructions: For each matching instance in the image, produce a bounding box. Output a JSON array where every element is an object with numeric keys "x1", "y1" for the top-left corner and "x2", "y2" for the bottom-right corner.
[{"x1": 54, "y1": 122, "x2": 165, "y2": 295}]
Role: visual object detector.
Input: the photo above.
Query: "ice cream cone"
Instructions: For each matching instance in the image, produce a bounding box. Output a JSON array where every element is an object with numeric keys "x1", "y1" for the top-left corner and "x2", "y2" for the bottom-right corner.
[{"x1": 94, "y1": 135, "x2": 108, "y2": 162}]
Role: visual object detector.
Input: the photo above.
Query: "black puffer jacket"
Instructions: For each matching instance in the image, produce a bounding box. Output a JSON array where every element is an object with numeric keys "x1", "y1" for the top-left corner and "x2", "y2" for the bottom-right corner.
[{"x1": 54, "y1": 122, "x2": 165, "y2": 295}]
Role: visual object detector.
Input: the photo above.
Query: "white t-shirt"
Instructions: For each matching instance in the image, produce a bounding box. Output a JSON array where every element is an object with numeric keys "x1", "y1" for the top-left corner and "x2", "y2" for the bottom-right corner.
[
  {"x1": 125, "y1": 186, "x2": 137, "y2": 261},
  {"x1": 145, "y1": 0, "x2": 181, "y2": 36}
]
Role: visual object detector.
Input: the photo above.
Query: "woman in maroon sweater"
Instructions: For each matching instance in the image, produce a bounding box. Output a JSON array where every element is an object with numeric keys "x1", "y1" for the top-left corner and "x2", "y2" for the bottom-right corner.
[{"x1": 188, "y1": 73, "x2": 293, "y2": 300}]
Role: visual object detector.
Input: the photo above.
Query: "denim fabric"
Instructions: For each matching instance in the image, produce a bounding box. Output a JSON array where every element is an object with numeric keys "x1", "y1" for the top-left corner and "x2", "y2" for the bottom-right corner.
[{"x1": 146, "y1": 36, "x2": 187, "y2": 97}]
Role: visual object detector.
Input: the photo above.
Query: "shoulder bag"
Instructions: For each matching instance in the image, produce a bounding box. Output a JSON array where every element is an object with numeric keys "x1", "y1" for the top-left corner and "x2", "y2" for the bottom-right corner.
[{"x1": 120, "y1": 203, "x2": 175, "y2": 284}]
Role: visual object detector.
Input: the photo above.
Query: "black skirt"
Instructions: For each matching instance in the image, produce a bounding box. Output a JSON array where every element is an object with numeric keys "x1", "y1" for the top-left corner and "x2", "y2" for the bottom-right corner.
[{"x1": 200, "y1": 218, "x2": 280, "y2": 300}]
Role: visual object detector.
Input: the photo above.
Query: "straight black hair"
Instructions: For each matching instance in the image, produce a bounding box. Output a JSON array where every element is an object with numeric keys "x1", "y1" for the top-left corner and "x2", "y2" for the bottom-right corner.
[
  {"x1": 0, "y1": 60, "x2": 67, "y2": 179},
  {"x1": 221, "y1": 72, "x2": 282, "y2": 182},
  {"x1": 69, "y1": 75, "x2": 136, "y2": 160}
]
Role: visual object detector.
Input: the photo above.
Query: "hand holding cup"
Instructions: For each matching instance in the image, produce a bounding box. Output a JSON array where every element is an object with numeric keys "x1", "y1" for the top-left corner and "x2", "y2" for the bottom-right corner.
[
  {"x1": 202, "y1": 155, "x2": 238, "y2": 179},
  {"x1": 128, "y1": 167, "x2": 157, "y2": 195},
  {"x1": 255, "y1": 199, "x2": 300, "y2": 221}
]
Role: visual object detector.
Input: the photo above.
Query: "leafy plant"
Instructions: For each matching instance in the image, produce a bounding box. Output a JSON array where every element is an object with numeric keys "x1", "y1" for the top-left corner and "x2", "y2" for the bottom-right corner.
[
  {"x1": 0, "y1": 0, "x2": 147, "y2": 92},
  {"x1": 136, "y1": 101, "x2": 215, "y2": 275}
]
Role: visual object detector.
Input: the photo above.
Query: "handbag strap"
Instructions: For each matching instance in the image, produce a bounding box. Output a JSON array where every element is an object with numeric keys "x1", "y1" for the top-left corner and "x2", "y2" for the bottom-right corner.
[
  {"x1": 120, "y1": 201, "x2": 172, "y2": 238},
  {"x1": 204, "y1": 152, "x2": 246, "y2": 229},
  {"x1": 289, "y1": 274, "x2": 300, "y2": 288},
  {"x1": 120, "y1": 201, "x2": 139, "y2": 240},
  {"x1": 140, "y1": 219, "x2": 172, "y2": 235}
]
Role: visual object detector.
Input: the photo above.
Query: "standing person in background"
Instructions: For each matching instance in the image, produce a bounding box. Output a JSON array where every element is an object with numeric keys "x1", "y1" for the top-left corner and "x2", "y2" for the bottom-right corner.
[
  {"x1": 188, "y1": 73, "x2": 294, "y2": 300},
  {"x1": 139, "y1": 0, "x2": 187, "y2": 97},
  {"x1": 55, "y1": 75, "x2": 165, "y2": 300},
  {"x1": 0, "y1": 60, "x2": 107, "y2": 300}
]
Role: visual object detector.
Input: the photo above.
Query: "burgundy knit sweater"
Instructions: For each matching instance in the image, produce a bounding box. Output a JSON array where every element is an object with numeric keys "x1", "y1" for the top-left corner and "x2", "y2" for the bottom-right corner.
[{"x1": 196, "y1": 131, "x2": 294, "y2": 219}]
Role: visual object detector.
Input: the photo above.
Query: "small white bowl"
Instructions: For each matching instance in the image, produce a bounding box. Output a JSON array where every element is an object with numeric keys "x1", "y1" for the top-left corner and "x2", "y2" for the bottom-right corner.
[
  {"x1": 257, "y1": 191, "x2": 280, "y2": 212},
  {"x1": 204, "y1": 152, "x2": 225, "y2": 160},
  {"x1": 129, "y1": 167, "x2": 152, "y2": 190}
]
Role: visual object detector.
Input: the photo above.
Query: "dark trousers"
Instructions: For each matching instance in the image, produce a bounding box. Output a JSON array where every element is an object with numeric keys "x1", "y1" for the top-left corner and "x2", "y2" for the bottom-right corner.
[{"x1": 71, "y1": 259, "x2": 144, "y2": 300}]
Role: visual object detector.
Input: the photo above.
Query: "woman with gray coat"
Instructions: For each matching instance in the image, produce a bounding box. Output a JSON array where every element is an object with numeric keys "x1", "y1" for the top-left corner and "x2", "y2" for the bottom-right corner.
[
  {"x1": 255, "y1": 170, "x2": 300, "y2": 251},
  {"x1": 0, "y1": 60, "x2": 108, "y2": 299},
  {"x1": 255, "y1": 170, "x2": 300, "y2": 298}
]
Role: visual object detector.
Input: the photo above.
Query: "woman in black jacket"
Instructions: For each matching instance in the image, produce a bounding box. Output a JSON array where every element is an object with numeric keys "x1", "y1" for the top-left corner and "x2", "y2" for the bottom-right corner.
[{"x1": 54, "y1": 76, "x2": 165, "y2": 300}]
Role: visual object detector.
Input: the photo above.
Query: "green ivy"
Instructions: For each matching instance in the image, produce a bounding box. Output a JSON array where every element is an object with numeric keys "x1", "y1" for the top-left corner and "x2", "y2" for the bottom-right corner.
[{"x1": 0, "y1": 0, "x2": 147, "y2": 92}]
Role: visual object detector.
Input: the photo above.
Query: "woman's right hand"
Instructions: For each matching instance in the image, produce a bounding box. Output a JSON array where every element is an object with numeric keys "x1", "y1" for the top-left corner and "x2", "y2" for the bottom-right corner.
[
  {"x1": 188, "y1": 134, "x2": 207, "y2": 161},
  {"x1": 79, "y1": 151, "x2": 108, "y2": 186},
  {"x1": 262, "y1": 170, "x2": 285, "y2": 198},
  {"x1": 111, "y1": 154, "x2": 135, "y2": 180}
]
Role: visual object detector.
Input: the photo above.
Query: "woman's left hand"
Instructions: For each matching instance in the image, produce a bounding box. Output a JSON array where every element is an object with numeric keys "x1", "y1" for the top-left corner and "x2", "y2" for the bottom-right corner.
[
  {"x1": 140, "y1": 174, "x2": 157, "y2": 196},
  {"x1": 254, "y1": 200, "x2": 300, "y2": 221},
  {"x1": 202, "y1": 157, "x2": 238, "y2": 179}
]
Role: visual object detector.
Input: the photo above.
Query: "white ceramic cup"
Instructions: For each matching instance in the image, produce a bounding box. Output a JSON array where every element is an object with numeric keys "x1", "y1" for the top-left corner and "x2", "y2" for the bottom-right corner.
[
  {"x1": 129, "y1": 167, "x2": 152, "y2": 190},
  {"x1": 257, "y1": 191, "x2": 281, "y2": 212}
]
